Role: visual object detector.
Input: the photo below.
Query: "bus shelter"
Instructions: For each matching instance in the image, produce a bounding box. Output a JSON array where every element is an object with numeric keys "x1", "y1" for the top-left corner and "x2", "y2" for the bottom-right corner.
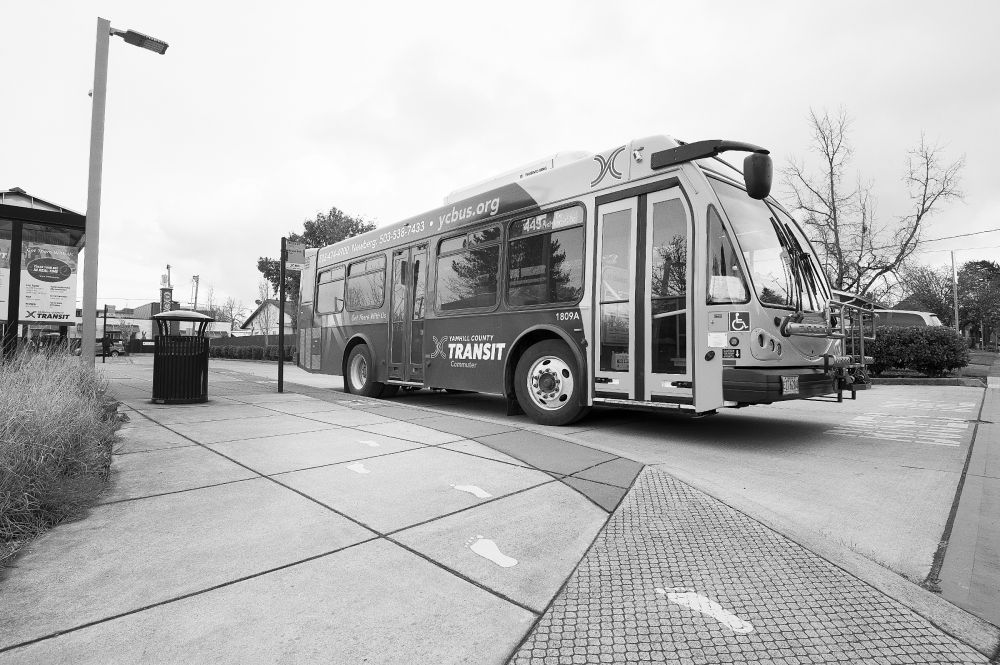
[{"x1": 0, "y1": 188, "x2": 86, "y2": 358}]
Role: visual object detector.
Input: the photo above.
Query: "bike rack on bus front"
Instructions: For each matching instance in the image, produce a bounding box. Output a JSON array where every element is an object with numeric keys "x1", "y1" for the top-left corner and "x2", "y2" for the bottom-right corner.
[{"x1": 777, "y1": 292, "x2": 877, "y2": 402}]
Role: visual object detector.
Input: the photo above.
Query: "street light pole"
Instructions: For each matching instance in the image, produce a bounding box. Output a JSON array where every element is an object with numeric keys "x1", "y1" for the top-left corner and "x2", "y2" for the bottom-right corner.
[
  {"x1": 81, "y1": 18, "x2": 168, "y2": 365},
  {"x1": 81, "y1": 17, "x2": 111, "y2": 364}
]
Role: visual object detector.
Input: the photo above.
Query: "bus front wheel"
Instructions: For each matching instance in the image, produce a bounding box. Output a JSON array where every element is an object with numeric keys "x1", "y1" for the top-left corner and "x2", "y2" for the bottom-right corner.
[
  {"x1": 514, "y1": 340, "x2": 589, "y2": 426},
  {"x1": 345, "y1": 345, "x2": 387, "y2": 397}
]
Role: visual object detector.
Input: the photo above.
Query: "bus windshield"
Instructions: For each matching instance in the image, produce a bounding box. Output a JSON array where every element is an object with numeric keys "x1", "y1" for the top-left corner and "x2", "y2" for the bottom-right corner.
[{"x1": 709, "y1": 177, "x2": 826, "y2": 312}]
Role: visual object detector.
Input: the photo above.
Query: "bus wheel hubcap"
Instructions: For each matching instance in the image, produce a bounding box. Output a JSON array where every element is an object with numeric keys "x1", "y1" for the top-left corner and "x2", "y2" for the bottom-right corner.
[
  {"x1": 350, "y1": 355, "x2": 368, "y2": 389},
  {"x1": 528, "y1": 356, "x2": 573, "y2": 411}
]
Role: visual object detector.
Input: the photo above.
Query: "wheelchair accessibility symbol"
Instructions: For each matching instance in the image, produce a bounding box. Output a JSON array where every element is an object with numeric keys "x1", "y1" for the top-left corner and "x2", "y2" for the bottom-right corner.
[{"x1": 729, "y1": 312, "x2": 750, "y2": 332}]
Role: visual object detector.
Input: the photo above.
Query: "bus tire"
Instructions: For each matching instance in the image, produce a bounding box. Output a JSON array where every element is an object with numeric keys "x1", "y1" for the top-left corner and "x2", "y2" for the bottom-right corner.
[
  {"x1": 514, "y1": 340, "x2": 589, "y2": 426},
  {"x1": 345, "y1": 345, "x2": 386, "y2": 397}
]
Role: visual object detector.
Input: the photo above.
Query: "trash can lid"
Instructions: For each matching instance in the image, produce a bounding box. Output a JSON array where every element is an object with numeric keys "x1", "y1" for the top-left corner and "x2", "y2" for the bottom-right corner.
[{"x1": 152, "y1": 310, "x2": 215, "y2": 323}]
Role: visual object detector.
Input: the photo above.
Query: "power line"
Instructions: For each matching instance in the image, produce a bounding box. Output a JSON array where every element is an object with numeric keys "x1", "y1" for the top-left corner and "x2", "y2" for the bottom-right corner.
[
  {"x1": 917, "y1": 244, "x2": 1000, "y2": 254},
  {"x1": 807, "y1": 227, "x2": 1000, "y2": 254},
  {"x1": 866, "y1": 227, "x2": 1000, "y2": 253},
  {"x1": 914, "y1": 228, "x2": 1000, "y2": 244}
]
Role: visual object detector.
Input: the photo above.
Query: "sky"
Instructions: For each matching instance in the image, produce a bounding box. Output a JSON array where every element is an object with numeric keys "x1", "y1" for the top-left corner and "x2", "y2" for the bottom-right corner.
[{"x1": 3, "y1": 1, "x2": 998, "y2": 312}]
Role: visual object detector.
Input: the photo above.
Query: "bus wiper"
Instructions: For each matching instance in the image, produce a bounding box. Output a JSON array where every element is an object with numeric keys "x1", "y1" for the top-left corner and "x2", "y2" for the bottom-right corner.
[
  {"x1": 769, "y1": 216, "x2": 803, "y2": 312},
  {"x1": 783, "y1": 222, "x2": 823, "y2": 311}
]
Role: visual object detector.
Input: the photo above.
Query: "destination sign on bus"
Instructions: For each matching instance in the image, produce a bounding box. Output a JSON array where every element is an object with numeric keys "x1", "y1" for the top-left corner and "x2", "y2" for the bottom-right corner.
[{"x1": 510, "y1": 207, "x2": 583, "y2": 238}]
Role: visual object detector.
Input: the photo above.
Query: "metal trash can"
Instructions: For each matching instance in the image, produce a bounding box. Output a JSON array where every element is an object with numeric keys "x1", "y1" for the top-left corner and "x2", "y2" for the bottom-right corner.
[{"x1": 151, "y1": 310, "x2": 214, "y2": 404}]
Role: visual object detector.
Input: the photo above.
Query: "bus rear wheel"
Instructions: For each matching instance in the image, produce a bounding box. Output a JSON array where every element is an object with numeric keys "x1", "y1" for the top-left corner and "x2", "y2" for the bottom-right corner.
[
  {"x1": 345, "y1": 345, "x2": 387, "y2": 397},
  {"x1": 514, "y1": 340, "x2": 589, "y2": 426}
]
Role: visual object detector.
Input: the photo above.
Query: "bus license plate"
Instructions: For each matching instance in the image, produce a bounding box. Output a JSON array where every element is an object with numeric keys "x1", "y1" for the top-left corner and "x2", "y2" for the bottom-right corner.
[{"x1": 781, "y1": 375, "x2": 799, "y2": 395}]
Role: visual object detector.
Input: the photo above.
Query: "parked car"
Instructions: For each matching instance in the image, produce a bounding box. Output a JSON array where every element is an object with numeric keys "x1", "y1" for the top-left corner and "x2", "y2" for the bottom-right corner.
[
  {"x1": 73, "y1": 339, "x2": 127, "y2": 357},
  {"x1": 873, "y1": 309, "x2": 944, "y2": 328}
]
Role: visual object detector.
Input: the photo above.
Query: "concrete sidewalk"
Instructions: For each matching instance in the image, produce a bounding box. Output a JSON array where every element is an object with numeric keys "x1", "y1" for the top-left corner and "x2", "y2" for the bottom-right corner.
[
  {"x1": 0, "y1": 360, "x2": 997, "y2": 663},
  {"x1": 937, "y1": 354, "x2": 1000, "y2": 627}
]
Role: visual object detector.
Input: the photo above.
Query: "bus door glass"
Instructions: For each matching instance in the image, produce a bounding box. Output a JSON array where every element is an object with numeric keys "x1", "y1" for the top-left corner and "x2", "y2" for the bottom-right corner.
[
  {"x1": 389, "y1": 244, "x2": 427, "y2": 382},
  {"x1": 594, "y1": 199, "x2": 637, "y2": 397},
  {"x1": 409, "y1": 245, "x2": 426, "y2": 381},
  {"x1": 645, "y1": 189, "x2": 692, "y2": 400},
  {"x1": 594, "y1": 187, "x2": 692, "y2": 402}
]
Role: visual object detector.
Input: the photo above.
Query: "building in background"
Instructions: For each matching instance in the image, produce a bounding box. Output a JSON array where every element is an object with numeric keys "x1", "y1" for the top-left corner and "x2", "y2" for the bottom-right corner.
[{"x1": 241, "y1": 299, "x2": 293, "y2": 336}]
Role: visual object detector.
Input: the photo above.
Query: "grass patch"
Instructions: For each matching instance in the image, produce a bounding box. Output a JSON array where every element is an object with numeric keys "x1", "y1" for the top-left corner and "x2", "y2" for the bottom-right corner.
[{"x1": 1, "y1": 348, "x2": 119, "y2": 565}]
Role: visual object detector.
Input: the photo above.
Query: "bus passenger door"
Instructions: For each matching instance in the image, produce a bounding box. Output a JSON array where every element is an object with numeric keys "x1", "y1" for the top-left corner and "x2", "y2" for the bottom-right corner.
[
  {"x1": 408, "y1": 245, "x2": 427, "y2": 382},
  {"x1": 594, "y1": 199, "x2": 637, "y2": 398},
  {"x1": 594, "y1": 187, "x2": 693, "y2": 404},
  {"x1": 644, "y1": 189, "x2": 693, "y2": 402},
  {"x1": 388, "y1": 245, "x2": 427, "y2": 383}
]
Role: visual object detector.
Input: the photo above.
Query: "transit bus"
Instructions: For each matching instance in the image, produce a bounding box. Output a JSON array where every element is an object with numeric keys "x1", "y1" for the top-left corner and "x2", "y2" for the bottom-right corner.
[{"x1": 296, "y1": 135, "x2": 872, "y2": 425}]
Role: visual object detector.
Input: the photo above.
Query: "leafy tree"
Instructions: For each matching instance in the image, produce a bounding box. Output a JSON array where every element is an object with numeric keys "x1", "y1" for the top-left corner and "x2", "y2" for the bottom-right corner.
[
  {"x1": 783, "y1": 108, "x2": 964, "y2": 298},
  {"x1": 895, "y1": 263, "x2": 954, "y2": 326},
  {"x1": 958, "y1": 260, "x2": 1000, "y2": 346},
  {"x1": 257, "y1": 206, "x2": 376, "y2": 309}
]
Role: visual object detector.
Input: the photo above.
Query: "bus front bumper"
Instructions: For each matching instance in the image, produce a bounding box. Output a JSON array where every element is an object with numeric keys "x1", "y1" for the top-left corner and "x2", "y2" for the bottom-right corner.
[{"x1": 722, "y1": 367, "x2": 835, "y2": 404}]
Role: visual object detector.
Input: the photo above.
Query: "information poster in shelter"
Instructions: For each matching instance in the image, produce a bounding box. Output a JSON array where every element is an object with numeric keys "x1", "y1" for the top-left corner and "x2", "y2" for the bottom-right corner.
[
  {"x1": 18, "y1": 240, "x2": 79, "y2": 322},
  {"x1": 0, "y1": 238, "x2": 10, "y2": 320}
]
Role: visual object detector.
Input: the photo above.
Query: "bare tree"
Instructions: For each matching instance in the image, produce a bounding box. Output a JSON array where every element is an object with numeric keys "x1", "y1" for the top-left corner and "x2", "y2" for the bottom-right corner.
[
  {"x1": 218, "y1": 297, "x2": 247, "y2": 332},
  {"x1": 203, "y1": 285, "x2": 218, "y2": 318},
  {"x1": 783, "y1": 108, "x2": 964, "y2": 298},
  {"x1": 255, "y1": 280, "x2": 275, "y2": 347}
]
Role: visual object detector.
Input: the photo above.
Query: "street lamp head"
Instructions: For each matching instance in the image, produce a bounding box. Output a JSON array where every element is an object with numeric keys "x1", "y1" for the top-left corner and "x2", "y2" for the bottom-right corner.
[{"x1": 115, "y1": 29, "x2": 169, "y2": 55}]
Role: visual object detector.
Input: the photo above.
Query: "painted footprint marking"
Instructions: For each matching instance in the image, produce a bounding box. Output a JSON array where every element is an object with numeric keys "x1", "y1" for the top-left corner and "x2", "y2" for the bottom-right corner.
[
  {"x1": 358, "y1": 440, "x2": 380, "y2": 448},
  {"x1": 465, "y1": 535, "x2": 517, "y2": 568},
  {"x1": 451, "y1": 484, "x2": 492, "y2": 499},
  {"x1": 345, "y1": 462, "x2": 370, "y2": 474},
  {"x1": 655, "y1": 588, "x2": 754, "y2": 634}
]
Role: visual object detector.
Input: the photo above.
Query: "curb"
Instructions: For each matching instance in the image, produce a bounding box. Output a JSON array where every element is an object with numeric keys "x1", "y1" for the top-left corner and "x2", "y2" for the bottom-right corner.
[{"x1": 872, "y1": 377, "x2": 987, "y2": 387}]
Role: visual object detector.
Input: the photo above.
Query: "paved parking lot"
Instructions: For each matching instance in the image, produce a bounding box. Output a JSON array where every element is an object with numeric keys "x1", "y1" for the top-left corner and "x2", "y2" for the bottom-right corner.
[
  {"x1": 400, "y1": 384, "x2": 983, "y2": 584},
  {"x1": 0, "y1": 357, "x2": 995, "y2": 663}
]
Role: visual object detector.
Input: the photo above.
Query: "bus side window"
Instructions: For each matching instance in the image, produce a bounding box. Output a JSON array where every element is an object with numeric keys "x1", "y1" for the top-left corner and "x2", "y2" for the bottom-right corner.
[
  {"x1": 347, "y1": 256, "x2": 386, "y2": 310},
  {"x1": 893, "y1": 313, "x2": 924, "y2": 326},
  {"x1": 316, "y1": 265, "x2": 345, "y2": 313},
  {"x1": 436, "y1": 226, "x2": 501, "y2": 312},
  {"x1": 706, "y1": 205, "x2": 749, "y2": 304},
  {"x1": 507, "y1": 207, "x2": 585, "y2": 307}
]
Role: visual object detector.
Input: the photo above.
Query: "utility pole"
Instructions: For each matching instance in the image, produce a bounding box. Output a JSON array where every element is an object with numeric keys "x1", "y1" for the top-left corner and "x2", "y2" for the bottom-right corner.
[
  {"x1": 951, "y1": 251, "x2": 960, "y2": 335},
  {"x1": 278, "y1": 237, "x2": 286, "y2": 393},
  {"x1": 101, "y1": 304, "x2": 108, "y2": 363},
  {"x1": 191, "y1": 274, "x2": 200, "y2": 335}
]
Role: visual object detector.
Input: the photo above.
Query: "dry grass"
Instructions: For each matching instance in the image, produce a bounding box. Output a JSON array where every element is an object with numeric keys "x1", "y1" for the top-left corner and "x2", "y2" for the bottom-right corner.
[{"x1": 1, "y1": 348, "x2": 118, "y2": 565}]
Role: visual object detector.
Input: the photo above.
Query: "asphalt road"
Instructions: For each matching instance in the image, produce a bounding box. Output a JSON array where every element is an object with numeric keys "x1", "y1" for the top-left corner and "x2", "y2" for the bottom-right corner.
[
  {"x1": 208, "y1": 359, "x2": 982, "y2": 584},
  {"x1": 392, "y1": 384, "x2": 982, "y2": 584}
]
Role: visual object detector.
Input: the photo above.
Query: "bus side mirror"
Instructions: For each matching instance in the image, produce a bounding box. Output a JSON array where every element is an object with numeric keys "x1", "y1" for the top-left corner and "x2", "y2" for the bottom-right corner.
[{"x1": 743, "y1": 152, "x2": 772, "y2": 200}]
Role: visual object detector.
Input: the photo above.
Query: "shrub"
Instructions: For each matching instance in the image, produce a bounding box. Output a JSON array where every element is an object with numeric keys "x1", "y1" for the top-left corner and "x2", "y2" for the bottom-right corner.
[
  {"x1": 870, "y1": 326, "x2": 970, "y2": 377},
  {"x1": 208, "y1": 344, "x2": 293, "y2": 361},
  {"x1": 0, "y1": 349, "x2": 118, "y2": 563}
]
